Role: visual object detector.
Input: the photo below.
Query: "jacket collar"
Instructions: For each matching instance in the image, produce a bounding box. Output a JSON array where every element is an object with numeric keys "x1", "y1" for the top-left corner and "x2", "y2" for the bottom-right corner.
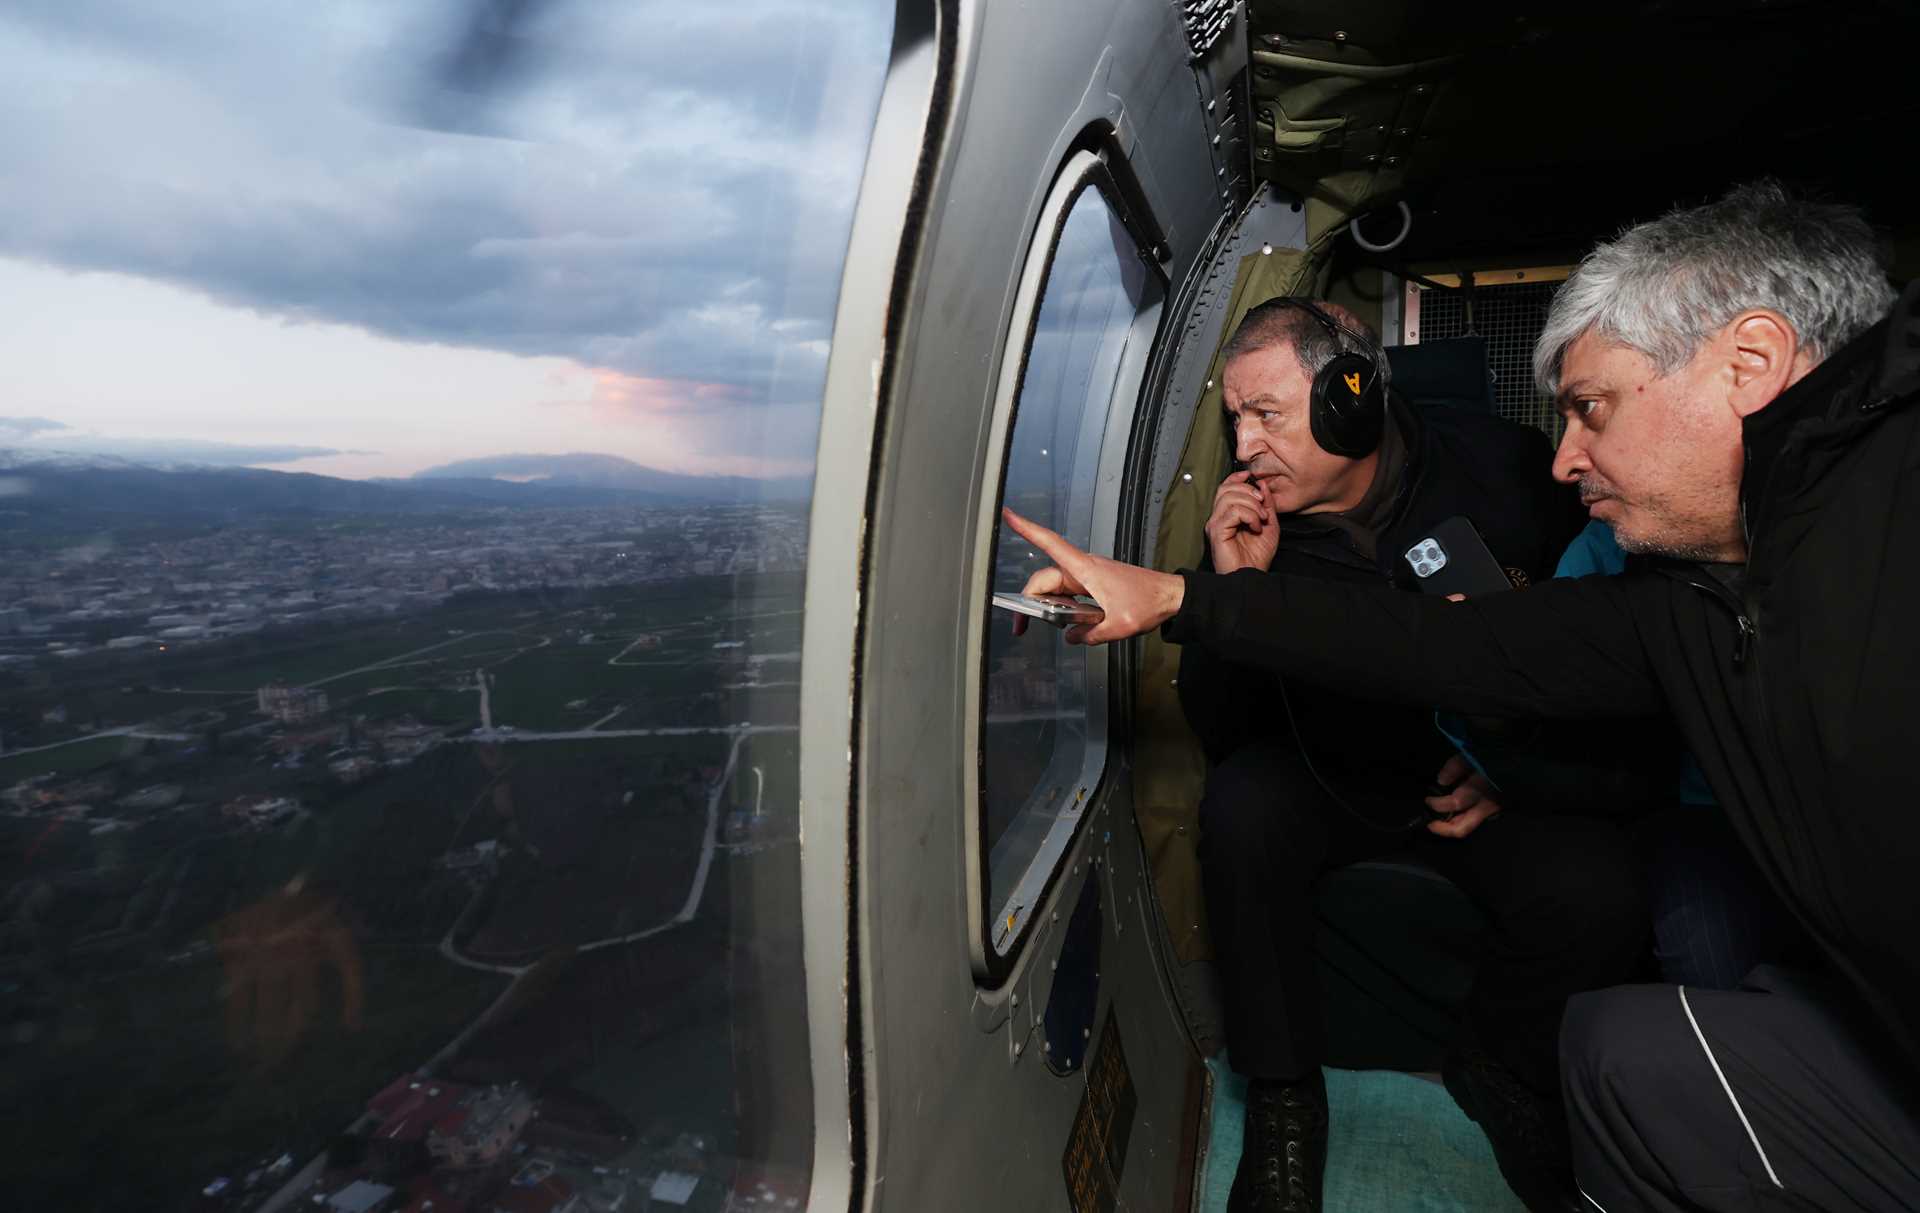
[{"x1": 1741, "y1": 280, "x2": 1920, "y2": 527}]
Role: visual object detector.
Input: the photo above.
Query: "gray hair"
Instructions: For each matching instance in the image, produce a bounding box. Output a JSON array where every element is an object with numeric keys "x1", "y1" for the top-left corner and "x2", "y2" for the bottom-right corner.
[
  {"x1": 1534, "y1": 180, "x2": 1895, "y2": 396},
  {"x1": 1223, "y1": 298, "x2": 1389, "y2": 388}
]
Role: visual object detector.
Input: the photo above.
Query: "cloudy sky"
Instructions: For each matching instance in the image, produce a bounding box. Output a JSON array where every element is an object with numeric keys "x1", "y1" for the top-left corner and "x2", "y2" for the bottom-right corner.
[{"x1": 0, "y1": 0, "x2": 892, "y2": 479}]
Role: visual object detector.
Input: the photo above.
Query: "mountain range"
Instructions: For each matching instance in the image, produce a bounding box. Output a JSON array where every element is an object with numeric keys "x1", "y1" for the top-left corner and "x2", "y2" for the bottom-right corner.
[
  {"x1": 404, "y1": 452, "x2": 811, "y2": 502},
  {"x1": 0, "y1": 449, "x2": 811, "y2": 530}
]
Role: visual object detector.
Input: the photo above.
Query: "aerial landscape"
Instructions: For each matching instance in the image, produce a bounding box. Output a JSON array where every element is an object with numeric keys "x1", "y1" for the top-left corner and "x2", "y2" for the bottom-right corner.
[
  {"x1": 0, "y1": 0, "x2": 896, "y2": 1206},
  {"x1": 0, "y1": 454, "x2": 815, "y2": 1212}
]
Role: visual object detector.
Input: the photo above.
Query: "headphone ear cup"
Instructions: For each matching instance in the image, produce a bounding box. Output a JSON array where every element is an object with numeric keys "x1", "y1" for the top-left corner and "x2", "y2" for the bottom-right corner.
[{"x1": 1310, "y1": 352, "x2": 1385, "y2": 458}]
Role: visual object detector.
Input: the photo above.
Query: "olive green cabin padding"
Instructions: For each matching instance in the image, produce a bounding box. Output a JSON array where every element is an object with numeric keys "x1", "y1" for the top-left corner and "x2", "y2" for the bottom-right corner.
[
  {"x1": 1246, "y1": 44, "x2": 1450, "y2": 227},
  {"x1": 1135, "y1": 243, "x2": 1316, "y2": 965}
]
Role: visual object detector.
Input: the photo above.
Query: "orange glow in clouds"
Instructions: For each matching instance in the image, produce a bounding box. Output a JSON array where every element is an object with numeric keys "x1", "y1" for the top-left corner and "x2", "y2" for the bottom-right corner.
[{"x1": 582, "y1": 370, "x2": 753, "y2": 418}]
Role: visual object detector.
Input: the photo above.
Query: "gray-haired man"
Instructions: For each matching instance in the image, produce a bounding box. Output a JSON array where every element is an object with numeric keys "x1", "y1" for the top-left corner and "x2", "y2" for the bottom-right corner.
[{"x1": 1008, "y1": 181, "x2": 1920, "y2": 1211}]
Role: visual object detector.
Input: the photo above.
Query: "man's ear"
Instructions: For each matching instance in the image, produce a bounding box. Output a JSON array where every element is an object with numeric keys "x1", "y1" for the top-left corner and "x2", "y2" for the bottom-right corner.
[{"x1": 1725, "y1": 310, "x2": 1807, "y2": 419}]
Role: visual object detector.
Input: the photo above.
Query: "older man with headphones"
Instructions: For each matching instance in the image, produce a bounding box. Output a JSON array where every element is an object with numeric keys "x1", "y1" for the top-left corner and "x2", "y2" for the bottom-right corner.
[{"x1": 1185, "y1": 299, "x2": 1644, "y2": 1213}]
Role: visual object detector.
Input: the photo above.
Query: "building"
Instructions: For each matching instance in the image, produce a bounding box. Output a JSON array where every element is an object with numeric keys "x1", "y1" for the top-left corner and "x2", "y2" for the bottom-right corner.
[
  {"x1": 221, "y1": 796, "x2": 299, "y2": 827},
  {"x1": 330, "y1": 755, "x2": 379, "y2": 783},
  {"x1": 258, "y1": 682, "x2": 330, "y2": 724},
  {"x1": 424, "y1": 1083, "x2": 535, "y2": 1171},
  {"x1": 328, "y1": 1179, "x2": 397, "y2": 1213},
  {"x1": 366, "y1": 1076, "x2": 473, "y2": 1176},
  {"x1": 272, "y1": 723, "x2": 345, "y2": 756},
  {"x1": 723, "y1": 1168, "x2": 804, "y2": 1212}
]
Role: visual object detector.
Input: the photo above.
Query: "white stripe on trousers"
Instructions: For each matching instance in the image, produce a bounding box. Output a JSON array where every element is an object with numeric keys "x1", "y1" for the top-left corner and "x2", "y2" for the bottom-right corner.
[{"x1": 1678, "y1": 984, "x2": 1786, "y2": 1189}]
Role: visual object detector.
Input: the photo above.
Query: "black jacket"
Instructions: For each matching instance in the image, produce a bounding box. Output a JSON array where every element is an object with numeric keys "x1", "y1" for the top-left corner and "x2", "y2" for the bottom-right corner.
[
  {"x1": 1168, "y1": 284, "x2": 1920, "y2": 1063},
  {"x1": 1177, "y1": 392, "x2": 1585, "y2": 819}
]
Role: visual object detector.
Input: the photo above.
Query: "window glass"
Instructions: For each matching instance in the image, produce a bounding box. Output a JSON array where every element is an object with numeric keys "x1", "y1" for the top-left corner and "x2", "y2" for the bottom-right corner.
[
  {"x1": 0, "y1": 2, "x2": 890, "y2": 1209},
  {"x1": 982, "y1": 184, "x2": 1154, "y2": 952}
]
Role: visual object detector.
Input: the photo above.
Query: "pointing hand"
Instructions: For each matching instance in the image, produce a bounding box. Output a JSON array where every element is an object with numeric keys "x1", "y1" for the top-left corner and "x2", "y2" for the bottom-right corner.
[{"x1": 1002, "y1": 509, "x2": 1185, "y2": 645}]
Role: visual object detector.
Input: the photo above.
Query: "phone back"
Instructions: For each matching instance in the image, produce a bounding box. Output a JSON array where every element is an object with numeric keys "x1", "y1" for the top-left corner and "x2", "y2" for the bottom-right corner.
[{"x1": 1401, "y1": 515, "x2": 1515, "y2": 597}]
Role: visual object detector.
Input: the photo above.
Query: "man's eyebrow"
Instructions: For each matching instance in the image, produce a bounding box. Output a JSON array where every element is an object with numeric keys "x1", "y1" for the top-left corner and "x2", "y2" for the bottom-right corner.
[
  {"x1": 1554, "y1": 379, "x2": 1603, "y2": 413},
  {"x1": 1231, "y1": 393, "x2": 1281, "y2": 409}
]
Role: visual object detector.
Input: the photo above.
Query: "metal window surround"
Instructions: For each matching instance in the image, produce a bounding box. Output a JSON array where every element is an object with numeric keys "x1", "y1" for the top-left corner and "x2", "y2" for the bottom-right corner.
[{"x1": 963, "y1": 148, "x2": 1165, "y2": 982}]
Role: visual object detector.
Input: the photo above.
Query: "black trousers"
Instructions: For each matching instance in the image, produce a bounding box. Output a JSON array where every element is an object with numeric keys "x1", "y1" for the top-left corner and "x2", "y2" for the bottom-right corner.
[
  {"x1": 1198, "y1": 740, "x2": 1647, "y2": 1094},
  {"x1": 1562, "y1": 967, "x2": 1920, "y2": 1212}
]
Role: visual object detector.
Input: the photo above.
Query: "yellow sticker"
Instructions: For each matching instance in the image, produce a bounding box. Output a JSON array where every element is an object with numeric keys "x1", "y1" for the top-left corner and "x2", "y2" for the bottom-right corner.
[{"x1": 1343, "y1": 371, "x2": 1362, "y2": 395}]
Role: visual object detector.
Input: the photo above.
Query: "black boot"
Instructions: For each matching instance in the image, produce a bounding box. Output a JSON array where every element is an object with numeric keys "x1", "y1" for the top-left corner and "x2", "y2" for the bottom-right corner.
[
  {"x1": 1442, "y1": 1046, "x2": 1584, "y2": 1213},
  {"x1": 1229, "y1": 1071, "x2": 1327, "y2": 1213}
]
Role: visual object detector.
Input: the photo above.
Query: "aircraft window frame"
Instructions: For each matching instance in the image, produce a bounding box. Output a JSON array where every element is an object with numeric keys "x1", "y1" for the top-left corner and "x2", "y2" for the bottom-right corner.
[{"x1": 964, "y1": 147, "x2": 1165, "y2": 983}]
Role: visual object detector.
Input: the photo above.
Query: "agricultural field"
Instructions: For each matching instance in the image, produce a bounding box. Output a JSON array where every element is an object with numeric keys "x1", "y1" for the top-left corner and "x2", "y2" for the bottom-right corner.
[
  {"x1": 0, "y1": 731, "x2": 151, "y2": 783},
  {"x1": 0, "y1": 570, "x2": 806, "y2": 1210}
]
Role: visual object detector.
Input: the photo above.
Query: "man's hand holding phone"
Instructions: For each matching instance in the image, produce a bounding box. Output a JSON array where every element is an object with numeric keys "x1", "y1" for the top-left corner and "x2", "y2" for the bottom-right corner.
[
  {"x1": 1206, "y1": 470, "x2": 1281, "y2": 574},
  {"x1": 1000, "y1": 510, "x2": 1185, "y2": 645}
]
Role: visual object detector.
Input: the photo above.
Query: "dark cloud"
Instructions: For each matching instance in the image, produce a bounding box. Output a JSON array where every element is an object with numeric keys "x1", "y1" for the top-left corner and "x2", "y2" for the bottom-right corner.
[
  {"x1": 0, "y1": 0, "x2": 890, "y2": 410},
  {"x1": 0, "y1": 416, "x2": 69, "y2": 441}
]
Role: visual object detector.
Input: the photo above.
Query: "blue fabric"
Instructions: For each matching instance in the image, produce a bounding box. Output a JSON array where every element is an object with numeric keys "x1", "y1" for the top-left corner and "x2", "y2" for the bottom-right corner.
[
  {"x1": 1203, "y1": 1060, "x2": 1527, "y2": 1212},
  {"x1": 1551, "y1": 519, "x2": 1628, "y2": 579},
  {"x1": 1430, "y1": 715, "x2": 1491, "y2": 784}
]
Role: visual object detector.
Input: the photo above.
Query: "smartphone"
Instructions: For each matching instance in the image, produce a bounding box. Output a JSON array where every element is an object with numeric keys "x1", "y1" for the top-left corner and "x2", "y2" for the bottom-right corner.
[
  {"x1": 1401, "y1": 516, "x2": 1515, "y2": 597},
  {"x1": 991, "y1": 591, "x2": 1105, "y2": 626}
]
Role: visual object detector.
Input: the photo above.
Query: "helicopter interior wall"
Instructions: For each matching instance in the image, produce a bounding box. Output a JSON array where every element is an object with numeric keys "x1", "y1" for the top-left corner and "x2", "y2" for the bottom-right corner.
[
  {"x1": 844, "y1": 0, "x2": 1233, "y2": 1209},
  {"x1": 1241, "y1": 1, "x2": 1920, "y2": 263}
]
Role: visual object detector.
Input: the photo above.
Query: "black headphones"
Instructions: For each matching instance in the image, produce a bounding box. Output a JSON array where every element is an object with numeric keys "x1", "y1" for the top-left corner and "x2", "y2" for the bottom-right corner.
[{"x1": 1251, "y1": 297, "x2": 1389, "y2": 459}]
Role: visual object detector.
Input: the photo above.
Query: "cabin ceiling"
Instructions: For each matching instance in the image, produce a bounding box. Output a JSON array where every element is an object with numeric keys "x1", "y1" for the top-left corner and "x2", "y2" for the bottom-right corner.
[{"x1": 1243, "y1": 0, "x2": 1920, "y2": 268}]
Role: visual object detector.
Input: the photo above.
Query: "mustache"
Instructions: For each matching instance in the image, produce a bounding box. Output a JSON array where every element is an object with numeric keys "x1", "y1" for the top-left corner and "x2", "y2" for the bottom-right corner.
[{"x1": 1575, "y1": 473, "x2": 1620, "y2": 504}]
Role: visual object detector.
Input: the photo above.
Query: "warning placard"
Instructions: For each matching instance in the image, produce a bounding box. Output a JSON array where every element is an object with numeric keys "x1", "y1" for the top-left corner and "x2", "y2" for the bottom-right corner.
[{"x1": 1061, "y1": 1006, "x2": 1137, "y2": 1213}]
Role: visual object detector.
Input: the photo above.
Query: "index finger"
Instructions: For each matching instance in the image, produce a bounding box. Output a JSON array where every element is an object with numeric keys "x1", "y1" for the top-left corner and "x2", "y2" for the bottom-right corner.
[{"x1": 1003, "y1": 509, "x2": 1086, "y2": 571}]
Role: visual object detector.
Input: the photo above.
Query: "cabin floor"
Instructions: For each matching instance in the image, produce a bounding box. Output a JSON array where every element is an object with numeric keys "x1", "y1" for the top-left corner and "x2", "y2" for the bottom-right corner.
[{"x1": 1203, "y1": 1061, "x2": 1528, "y2": 1212}]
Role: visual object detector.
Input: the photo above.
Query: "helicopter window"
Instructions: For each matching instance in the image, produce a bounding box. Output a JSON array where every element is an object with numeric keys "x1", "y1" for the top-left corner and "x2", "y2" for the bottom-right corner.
[
  {"x1": 979, "y1": 172, "x2": 1158, "y2": 962},
  {"x1": 0, "y1": 1, "x2": 892, "y2": 1208}
]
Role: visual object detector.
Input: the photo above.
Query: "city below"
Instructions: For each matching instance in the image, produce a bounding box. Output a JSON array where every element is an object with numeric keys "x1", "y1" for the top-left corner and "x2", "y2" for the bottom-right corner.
[
  {"x1": 0, "y1": 497, "x2": 806, "y2": 678},
  {"x1": 0, "y1": 471, "x2": 816, "y2": 1213}
]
